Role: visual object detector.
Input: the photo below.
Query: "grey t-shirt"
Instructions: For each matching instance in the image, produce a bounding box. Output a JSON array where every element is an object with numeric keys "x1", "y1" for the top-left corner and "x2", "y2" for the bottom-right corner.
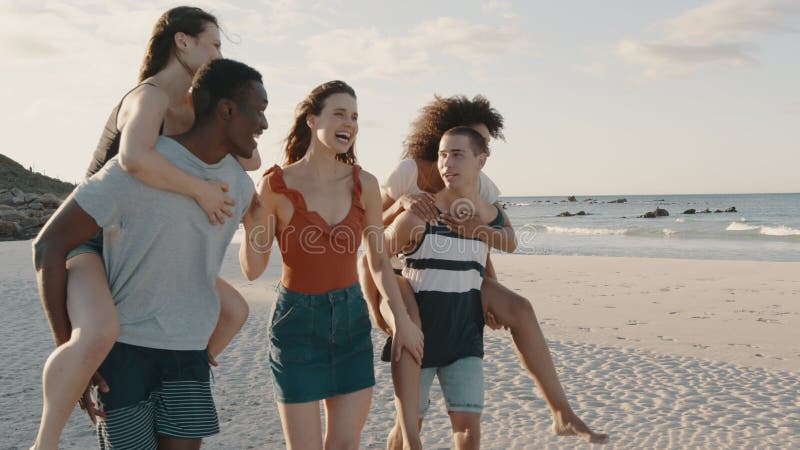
[{"x1": 73, "y1": 136, "x2": 255, "y2": 350}]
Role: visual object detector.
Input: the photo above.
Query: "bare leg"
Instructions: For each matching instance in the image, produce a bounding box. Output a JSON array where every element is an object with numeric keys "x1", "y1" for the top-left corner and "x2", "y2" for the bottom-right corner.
[
  {"x1": 387, "y1": 422, "x2": 404, "y2": 450},
  {"x1": 381, "y1": 275, "x2": 422, "y2": 450},
  {"x1": 482, "y1": 277, "x2": 608, "y2": 444},
  {"x1": 388, "y1": 418, "x2": 424, "y2": 450},
  {"x1": 277, "y1": 400, "x2": 323, "y2": 450},
  {"x1": 33, "y1": 253, "x2": 120, "y2": 450},
  {"x1": 323, "y1": 387, "x2": 372, "y2": 450},
  {"x1": 207, "y1": 277, "x2": 249, "y2": 361},
  {"x1": 449, "y1": 412, "x2": 481, "y2": 450},
  {"x1": 157, "y1": 435, "x2": 201, "y2": 450},
  {"x1": 358, "y1": 254, "x2": 423, "y2": 448}
]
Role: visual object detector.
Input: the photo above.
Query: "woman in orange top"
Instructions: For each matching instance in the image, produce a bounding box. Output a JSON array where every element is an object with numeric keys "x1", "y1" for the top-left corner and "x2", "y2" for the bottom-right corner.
[{"x1": 240, "y1": 80, "x2": 424, "y2": 449}]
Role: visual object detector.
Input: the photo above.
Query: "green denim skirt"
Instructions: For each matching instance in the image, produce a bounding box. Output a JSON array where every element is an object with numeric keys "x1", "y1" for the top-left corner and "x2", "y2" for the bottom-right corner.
[{"x1": 269, "y1": 282, "x2": 375, "y2": 403}]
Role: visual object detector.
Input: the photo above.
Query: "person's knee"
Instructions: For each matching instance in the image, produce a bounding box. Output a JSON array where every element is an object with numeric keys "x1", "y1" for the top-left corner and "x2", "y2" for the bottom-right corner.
[
  {"x1": 451, "y1": 419, "x2": 480, "y2": 449},
  {"x1": 454, "y1": 428, "x2": 480, "y2": 448},
  {"x1": 450, "y1": 412, "x2": 480, "y2": 439},
  {"x1": 513, "y1": 293, "x2": 535, "y2": 318},
  {"x1": 75, "y1": 319, "x2": 118, "y2": 361},
  {"x1": 504, "y1": 292, "x2": 535, "y2": 328}
]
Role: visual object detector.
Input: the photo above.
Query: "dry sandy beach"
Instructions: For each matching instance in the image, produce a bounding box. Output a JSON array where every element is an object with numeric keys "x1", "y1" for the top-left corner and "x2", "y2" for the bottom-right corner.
[{"x1": 2, "y1": 239, "x2": 798, "y2": 449}]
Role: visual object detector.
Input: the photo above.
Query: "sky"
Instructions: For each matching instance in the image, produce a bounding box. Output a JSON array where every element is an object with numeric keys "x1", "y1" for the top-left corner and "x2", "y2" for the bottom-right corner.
[{"x1": 1, "y1": 0, "x2": 798, "y2": 196}]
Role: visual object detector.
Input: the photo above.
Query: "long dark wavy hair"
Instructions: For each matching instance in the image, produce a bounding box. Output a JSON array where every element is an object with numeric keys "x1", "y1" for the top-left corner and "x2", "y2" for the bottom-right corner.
[
  {"x1": 138, "y1": 6, "x2": 218, "y2": 81},
  {"x1": 403, "y1": 95, "x2": 505, "y2": 162},
  {"x1": 284, "y1": 80, "x2": 357, "y2": 166}
]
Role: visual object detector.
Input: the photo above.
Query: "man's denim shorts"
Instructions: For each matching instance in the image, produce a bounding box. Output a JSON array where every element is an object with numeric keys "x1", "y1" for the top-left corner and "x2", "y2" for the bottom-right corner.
[
  {"x1": 419, "y1": 356, "x2": 484, "y2": 417},
  {"x1": 67, "y1": 231, "x2": 103, "y2": 260}
]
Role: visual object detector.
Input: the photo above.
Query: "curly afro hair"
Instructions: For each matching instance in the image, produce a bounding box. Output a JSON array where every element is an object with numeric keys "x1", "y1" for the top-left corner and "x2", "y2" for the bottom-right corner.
[{"x1": 402, "y1": 94, "x2": 504, "y2": 161}]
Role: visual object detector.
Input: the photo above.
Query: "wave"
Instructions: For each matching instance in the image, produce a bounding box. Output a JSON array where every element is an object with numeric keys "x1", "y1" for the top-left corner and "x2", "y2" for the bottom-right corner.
[
  {"x1": 726, "y1": 222, "x2": 800, "y2": 236},
  {"x1": 726, "y1": 222, "x2": 758, "y2": 231},
  {"x1": 543, "y1": 225, "x2": 628, "y2": 236},
  {"x1": 760, "y1": 226, "x2": 800, "y2": 236},
  {"x1": 662, "y1": 228, "x2": 677, "y2": 237},
  {"x1": 675, "y1": 218, "x2": 685, "y2": 223}
]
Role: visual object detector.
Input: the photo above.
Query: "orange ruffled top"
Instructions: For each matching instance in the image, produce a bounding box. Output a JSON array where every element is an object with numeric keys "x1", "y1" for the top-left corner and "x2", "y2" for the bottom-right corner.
[{"x1": 264, "y1": 164, "x2": 365, "y2": 294}]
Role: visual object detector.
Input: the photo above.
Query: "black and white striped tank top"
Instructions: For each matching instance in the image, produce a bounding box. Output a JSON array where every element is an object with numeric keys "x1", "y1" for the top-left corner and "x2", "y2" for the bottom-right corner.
[{"x1": 401, "y1": 205, "x2": 504, "y2": 368}]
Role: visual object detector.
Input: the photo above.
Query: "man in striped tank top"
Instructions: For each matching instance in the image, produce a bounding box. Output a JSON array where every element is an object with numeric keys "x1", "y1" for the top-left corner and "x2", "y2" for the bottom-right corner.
[{"x1": 385, "y1": 126, "x2": 506, "y2": 449}]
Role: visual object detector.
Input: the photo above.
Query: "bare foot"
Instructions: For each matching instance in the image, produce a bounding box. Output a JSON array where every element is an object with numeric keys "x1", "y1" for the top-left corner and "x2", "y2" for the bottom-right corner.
[{"x1": 552, "y1": 409, "x2": 609, "y2": 444}]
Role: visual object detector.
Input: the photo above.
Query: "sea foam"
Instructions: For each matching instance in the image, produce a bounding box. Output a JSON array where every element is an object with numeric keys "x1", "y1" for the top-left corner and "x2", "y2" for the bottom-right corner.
[
  {"x1": 726, "y1": 222, "x2": 758, "y2": 231},
  {"x1": 544, "y1": 226, "x2": 628, "y2": 236},
  {"x1": 760, "y1": 226, "x2": 800, "y2": 236},
  {"x1": 726, "y1": 222, "x2": 800, "y2": 236}
]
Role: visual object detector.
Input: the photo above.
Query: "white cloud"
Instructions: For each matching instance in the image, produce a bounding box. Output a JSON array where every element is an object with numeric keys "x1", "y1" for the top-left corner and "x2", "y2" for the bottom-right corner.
[
  {"x1": 303, "y1": 27, "x2": 432, "y2": 80},
  {"x1": 617, "y1": 0, "x2": 800, "y2": 78},
  {"x1": 411, "y1": 17, "x2": 521, "y2": 60},
  {"x1": 301, "y1": 17, "x2": 523, "y2": 81},
  {"x1": 617, "y1": 40, "x2": 757, "y2": 79},
  {"x1": 482, "y1": 0, "x2": 518, "y2": 20},
  {"x1": 575, "y1": 61, "x2": 608, "y2": 77},
  {"x1": 215, "y1": 0, "x2": 335, "y2": 44},
  {"x1": 664, "y1": 0, "x2": 799, "y2": 44}
]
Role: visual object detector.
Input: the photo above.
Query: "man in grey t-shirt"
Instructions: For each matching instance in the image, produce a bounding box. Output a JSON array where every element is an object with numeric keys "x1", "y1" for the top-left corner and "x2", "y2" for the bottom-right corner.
[{"x1": 33, "y1": 59, "x2": 267, "y2": 449}]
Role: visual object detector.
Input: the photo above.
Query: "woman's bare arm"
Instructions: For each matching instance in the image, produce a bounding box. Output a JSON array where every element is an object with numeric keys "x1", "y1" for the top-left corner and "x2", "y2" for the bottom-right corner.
[
  {"x1": 439, "y1": 203, "x2": 518, "y2": 253},
  {"x1": 116, "y1": 86, "x2": 235, "y2": 225},
  {"x1": 362, "y1": 172, "x2": 424, "y2": 363}
]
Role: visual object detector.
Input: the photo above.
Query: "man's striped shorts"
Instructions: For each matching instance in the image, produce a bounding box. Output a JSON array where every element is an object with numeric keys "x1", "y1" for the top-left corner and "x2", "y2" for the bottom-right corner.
[{"x1": 95, "y1": 342, "x2": 219, "y2": 449}]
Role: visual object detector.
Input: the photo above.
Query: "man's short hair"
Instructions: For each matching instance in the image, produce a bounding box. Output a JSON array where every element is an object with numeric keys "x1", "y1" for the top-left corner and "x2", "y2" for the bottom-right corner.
[
  {"x1": 441, "y1": 126, "x2": 489, "y2": 156},
  {"x1": 191, "y1": 59, "x2": 263, "y2": 125}
]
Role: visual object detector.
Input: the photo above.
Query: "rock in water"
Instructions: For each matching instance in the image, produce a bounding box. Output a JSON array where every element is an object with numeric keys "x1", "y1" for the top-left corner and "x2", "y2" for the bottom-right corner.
[{"x1": 640, "y1": 208, "x2": 669, "y2": 218}]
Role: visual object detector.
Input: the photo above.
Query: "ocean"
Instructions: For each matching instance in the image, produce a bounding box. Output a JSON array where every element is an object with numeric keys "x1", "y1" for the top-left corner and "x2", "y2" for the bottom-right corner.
[{"x1": 500, "y1": 193, "x2": 800, "y2": 262}]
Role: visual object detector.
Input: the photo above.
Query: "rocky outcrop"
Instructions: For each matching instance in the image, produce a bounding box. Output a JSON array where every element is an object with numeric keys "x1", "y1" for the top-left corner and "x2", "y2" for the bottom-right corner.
[
  {"x1": 683, "y1": 209, "x2": 696, "y2": 214},
  {"x1": 692, "y1": 207, "x2": 737, "y2": 214},
  {"x1": 557, "y1": 210, "x2": 589, "y2": 217},
  {"x1": 0, "y1": 154, "x2": 73, "y2": 240},
  {"x1": 607, "y1": 198, "x2": 627, "y2": 203},
  {"x1": 1, "y1": 154, "x2": 74, "y2": 195},
  {"x1": 0, "y1": 188, "x2": 64, "y2": 240},
  {"x1": 640, "y1": 208, "x2": 669, "y2": 218}
]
